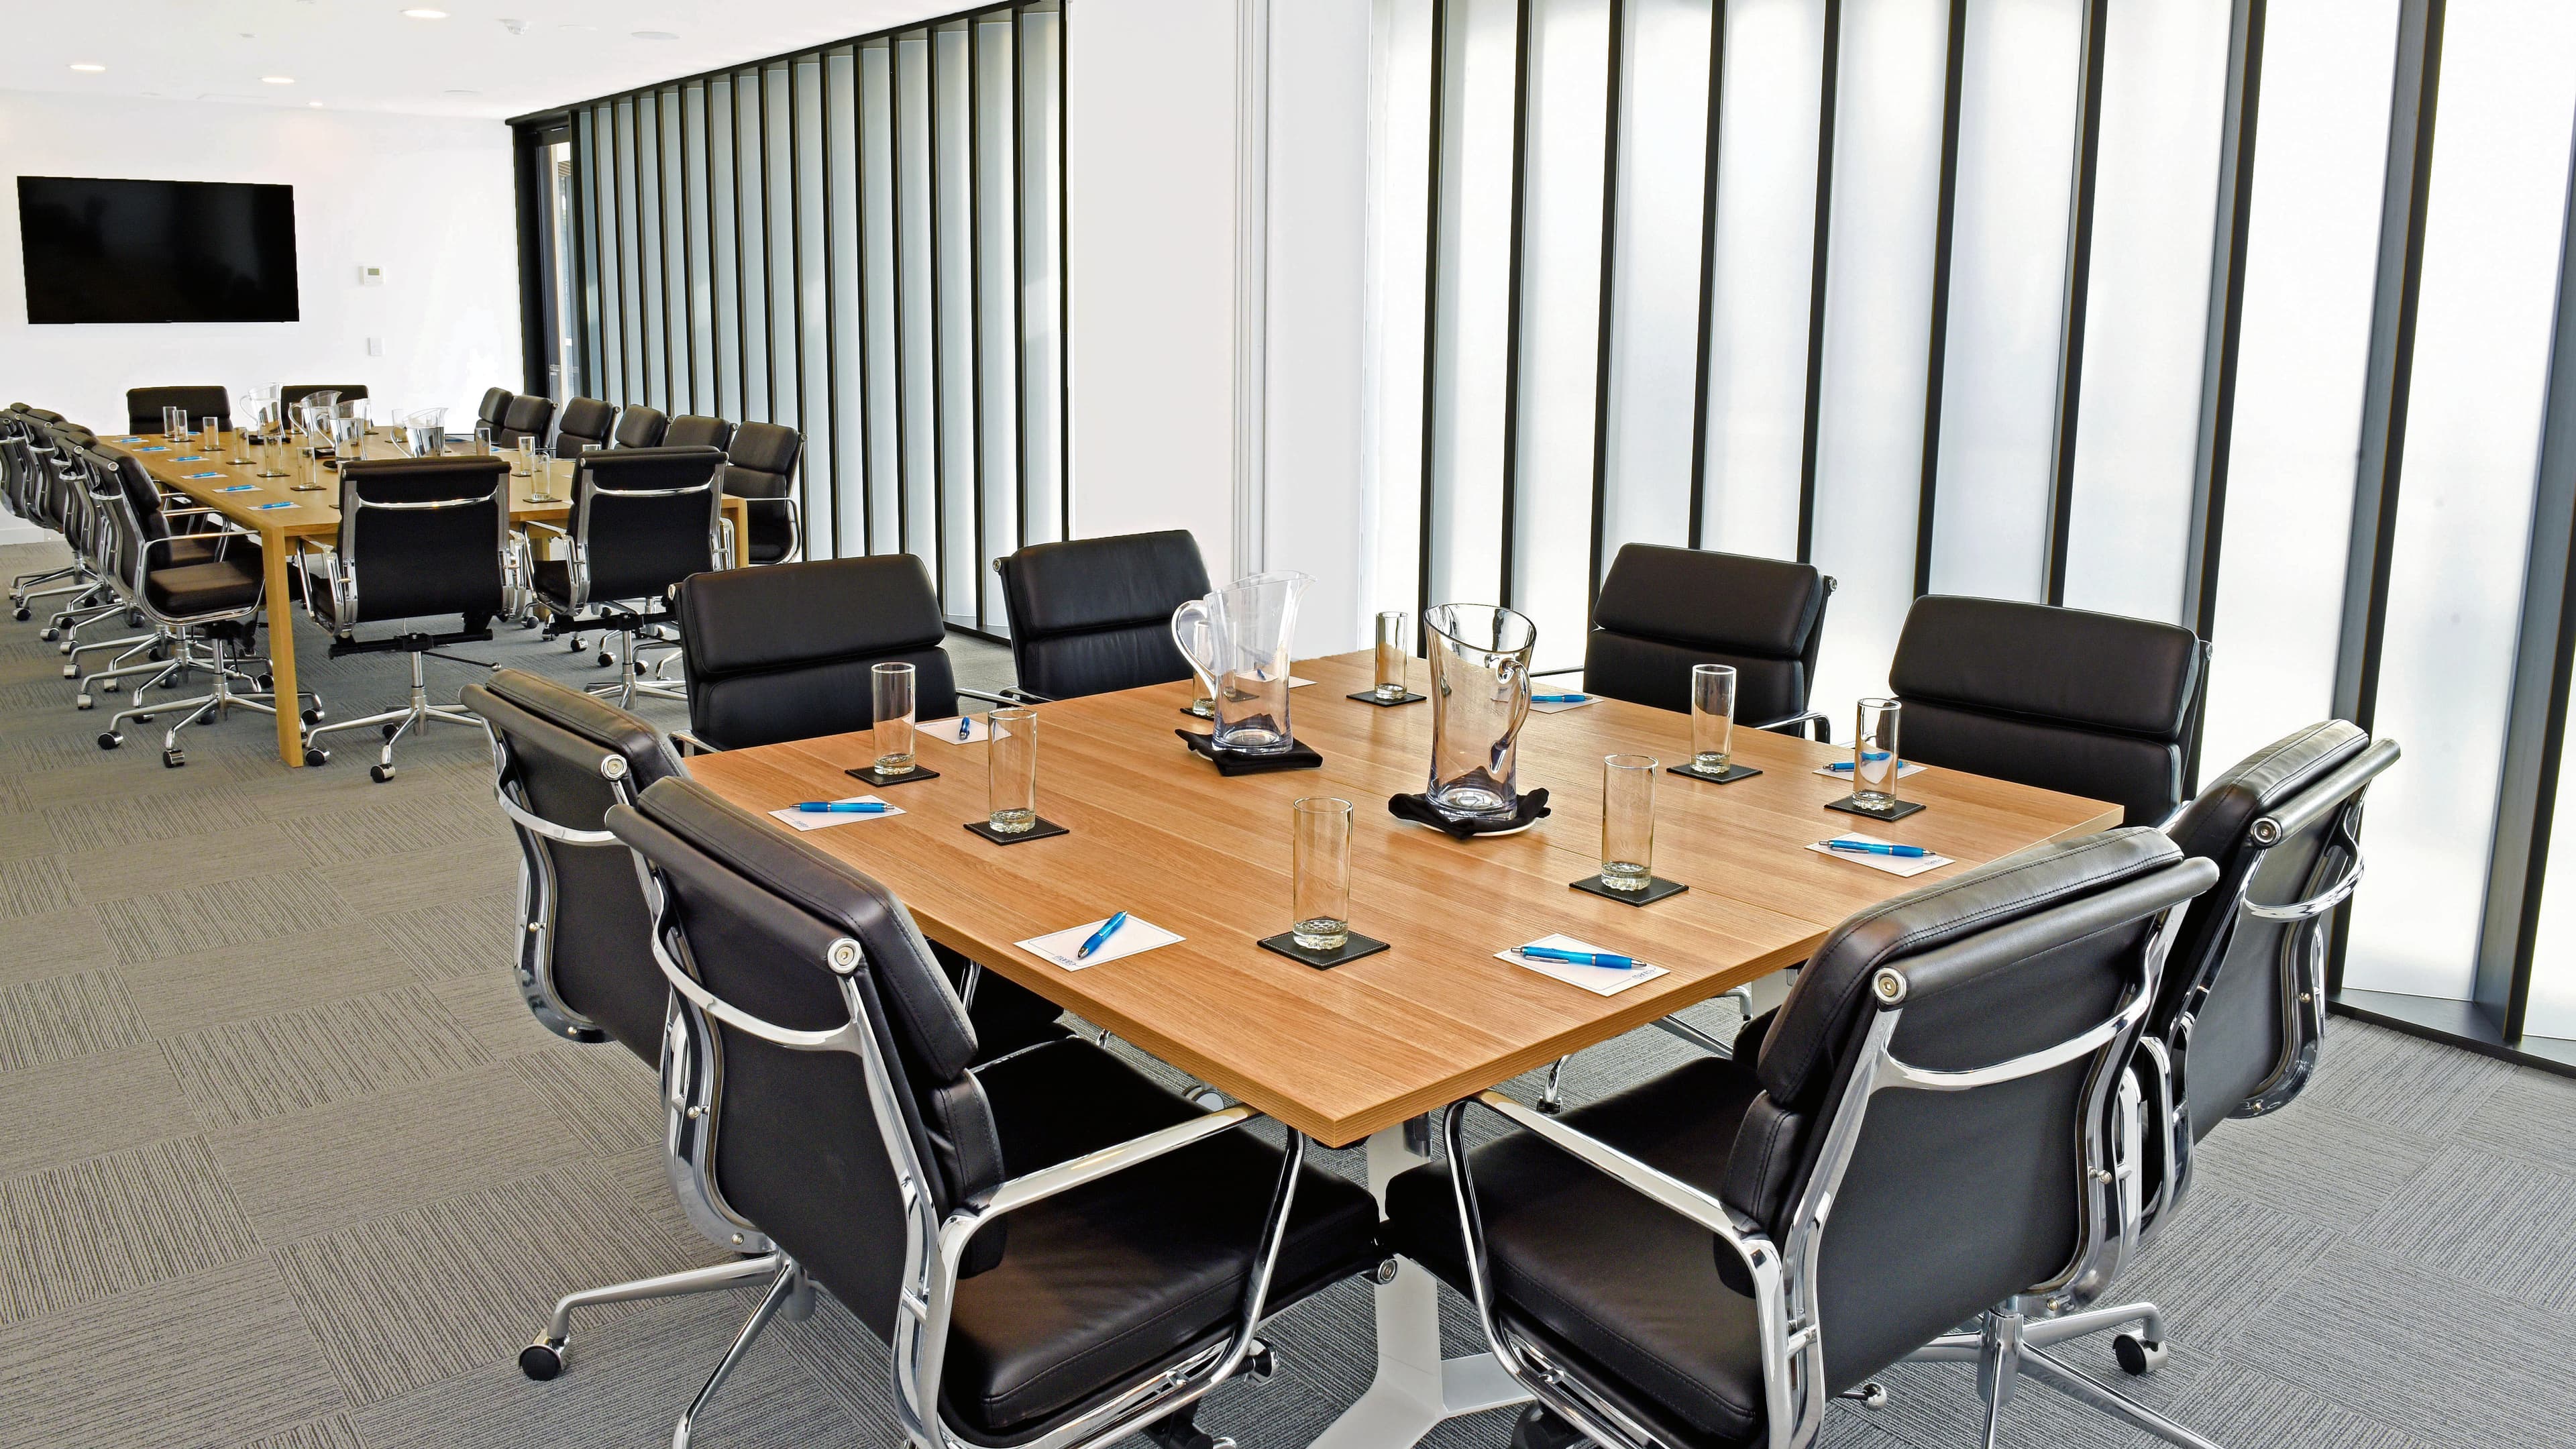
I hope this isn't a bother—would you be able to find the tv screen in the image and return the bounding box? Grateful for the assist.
[17,176,300,324]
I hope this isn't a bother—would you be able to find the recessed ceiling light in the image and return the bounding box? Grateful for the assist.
[262,75,295,85]
[633,30,678,40]
[445,88,480,95]
[400,7,449,16]
[69,62,105,72]
[309,101,325,107]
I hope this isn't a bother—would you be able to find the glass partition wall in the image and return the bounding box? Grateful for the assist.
[1367,0,2576,1073]
[515,1,1067,637]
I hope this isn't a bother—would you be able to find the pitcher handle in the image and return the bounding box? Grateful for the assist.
[1171,598,1218,680]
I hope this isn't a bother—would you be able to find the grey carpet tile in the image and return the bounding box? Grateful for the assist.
[0,1044,191,1178]
[219,1416,367,1449]
[0,856,74,922]
[0,906,120,984]
[119,922,412,1038]
[0,810,58,863]
[7,744,269,810]
[62,822,294,906]
[0,1136,262,1327]
[93,871,353,966]
[0,678,85,712]
[2147,1362,2447,1449]
[2459,1063,2576,1171]
[429,969,562,1061]
[327,841,517,922]
[348,1287,862,1449]
[273,1162,704,1407]
[0,1256,350,1449]
[0,970,150,1073]
[2187,1099,2445,1229]
[40,782,262,853]
[2096,1190,2340,1348]
[2237,1242,2576,1447]
[282,796,509,871]
[376,893,519,985]
[508,1046,661,1159]
[207,1065,589,1244]
[2302,1018,2516,1135]
[2354,1142,2576,1316]
[162,983,494,1132]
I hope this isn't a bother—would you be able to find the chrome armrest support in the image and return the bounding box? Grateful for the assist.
[2241,849,2364,922]
[956,688,1017,707]
[1000,686,1057,704]
[1751,708,1830,741]
[669,729,717,756]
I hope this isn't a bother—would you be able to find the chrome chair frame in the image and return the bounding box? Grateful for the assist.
[625,843,1303,1449]
[1444,865,2207,1449]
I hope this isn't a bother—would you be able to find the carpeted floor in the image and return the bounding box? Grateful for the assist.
[1,536,2570,1449]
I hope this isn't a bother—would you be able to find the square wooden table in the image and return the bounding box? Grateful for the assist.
[127,429,749,767]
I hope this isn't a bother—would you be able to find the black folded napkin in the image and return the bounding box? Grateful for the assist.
[1176,729,1324,775]
[1386,788,1552,839]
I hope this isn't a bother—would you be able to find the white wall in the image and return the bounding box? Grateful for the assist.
[0,90,520,447]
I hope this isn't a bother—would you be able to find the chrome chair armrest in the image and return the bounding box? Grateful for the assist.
[956,688,1018,708]
[998,686,1057,704]
[1454,1090,1769,1255]
[1751,708,1831,742]
[668,729,718,756]
[520,518,570,539]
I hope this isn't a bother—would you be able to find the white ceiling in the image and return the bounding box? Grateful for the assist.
[2,0,963,121]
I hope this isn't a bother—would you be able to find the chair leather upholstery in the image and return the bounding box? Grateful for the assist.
[281,384,368,411]
[144,557,264,616]
[1890,595,2206,825]
[1582,544,1832,728]
[720,422,802,564]
[606,778,1378,1442]
[536,446,724,610]
[556,396,616,455]
[612,405,669,449]
[125,386,232,435]
[665,415,737,452]
[674,554,957,751]
[325,456,511,626]
[996,531,1211,701]
[498,394,557,449]
[477,387,514,429]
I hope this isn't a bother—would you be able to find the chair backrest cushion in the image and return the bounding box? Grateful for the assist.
[613,405,669,449]
[1584,543,1829,722]
[1890,596,2206,825]
[499,393,557,445]
[998,530,1212,700]
[336,455,511,623]
[126,386,232,435]
[676,555,958,749]
[665,415,737,451]
[557,396,616,453]
[722,422,802,562]
[573,446,724,604]
[478,386,514,428]
[282,384,368,411]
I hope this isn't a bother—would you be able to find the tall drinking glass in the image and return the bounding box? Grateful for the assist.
[1601,754,1658,892]
[526,445,557,502]
[1852,698,1902,810]
[988,708,1038,834]
[474,423,494,457]
[1690,665,1737,775]
[162,405,185,441]
[872,662,918,775]
[1374,610,1411,700]
[1291,796,1354,951]
[514,435,535,477]
[199,417,220,452]
[1423,603,1537,822]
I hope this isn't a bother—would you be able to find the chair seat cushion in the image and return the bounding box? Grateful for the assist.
[1383,1056,1771,1448]
[531,557,573,610]
[945,1040,1381,1440]
[146,557,265,616]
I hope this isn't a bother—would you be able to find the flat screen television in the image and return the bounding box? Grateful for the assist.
[17,176,300,324]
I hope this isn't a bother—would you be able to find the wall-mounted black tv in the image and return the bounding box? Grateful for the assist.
[17,176,300,324]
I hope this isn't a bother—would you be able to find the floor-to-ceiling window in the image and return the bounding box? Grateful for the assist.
[515,1,1067,637]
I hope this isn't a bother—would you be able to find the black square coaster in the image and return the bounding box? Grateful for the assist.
[1826,796,1925,822]
[1570,874,1690,906]
[1177,730,1324,775]
[845,763,943,789]
[963,815,1069,845]
[1668,761,1762,786]
[1346,689,1427,707]
[1258,930,1392,969]
[1179,704,1217,720]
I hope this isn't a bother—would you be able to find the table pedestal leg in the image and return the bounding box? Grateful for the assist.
[1307,1120,1529,1449]
[264,541,304,766]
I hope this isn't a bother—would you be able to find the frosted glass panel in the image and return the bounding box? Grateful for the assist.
[765,64,799,430]
[2198,0,2396,773]
[613,99,641,405]
[683,83,718,414]
[861,44,903,554]
[1699,0,1825,561]
[977,15,1020,621]
[2059,0,2229,623]
[2344,0,2576,1002]
[827,49,869,559]
[735,72,771,421]
[1425,0,1521,610]
[708,78,741,422]
[636,92,666,407]
[1807,0,1949,723]
[2530,741,2576,1038]
[898,34,938,572]
[1925,0,2082,602]
[1019,7,1066,549]
[1506,0,1614,665]
[795,56,833,557]
[576,108,604,403]
[936,24,978,616]
[1367,0,1440,621]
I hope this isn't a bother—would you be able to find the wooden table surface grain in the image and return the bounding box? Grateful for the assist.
[687,648,2122,1146]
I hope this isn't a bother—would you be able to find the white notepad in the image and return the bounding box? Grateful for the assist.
[1018,916,1184,971]
[1498,933,1668,997]
[1807,831,1952,878]
[1528,696,1597,715]
[1288,676,1316,688]
[1812,759,1928,781]
[919,715,991,743]
[769,795,904,831]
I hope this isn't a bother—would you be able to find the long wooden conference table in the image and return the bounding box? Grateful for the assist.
[127,429,750,767]
[690,647,2121,1448]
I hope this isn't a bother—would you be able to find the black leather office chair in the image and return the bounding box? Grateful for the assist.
[994,529,1212,702]
[1384,828,2218,1449]
[612,404,669,449]
[298,455,513,780]
[125,386,231,435]
[672,554,959,749]
[281,384,368,411]
[498,393,558,449]
[602,775,1382,1449]
[476,386,515,433]
[1552,543,1836,738]
[527,445,727,706]
[68,446,261,707]
[718,421,801,564]
[664,414,736,452]
[555,396,616,455]
[1889,596,2210,825]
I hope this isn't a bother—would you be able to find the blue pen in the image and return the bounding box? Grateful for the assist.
[1823,751,1894,771]
[1827,839,1929,859]
[1077,910,1130,960]
[795,800,891,814]
[959,715,974,741]
[1532,693,1589,704]
[1517,944,1638,970]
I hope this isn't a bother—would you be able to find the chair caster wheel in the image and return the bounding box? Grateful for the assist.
[1535,1097,1564,1116]
[304,747,329,766]
[567,637,584,653]
[127,608,144,627]
[596,652,613,668]
[75,694,92,710]
[2113,1333,2167,1376]
[255,673,274,692]
[11,607,27,622]
[519,616,539,629]
[147,645,169,662]
[1843,1381,1889,1409]
[370,764,396,783]
[97,732,121,751]
[162,749,186,769]
[381,722,401,740]
[301,707,324,726]
[1507,1404,1590,1449]
[519,1338,567,1381]
[40,628,58,642]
